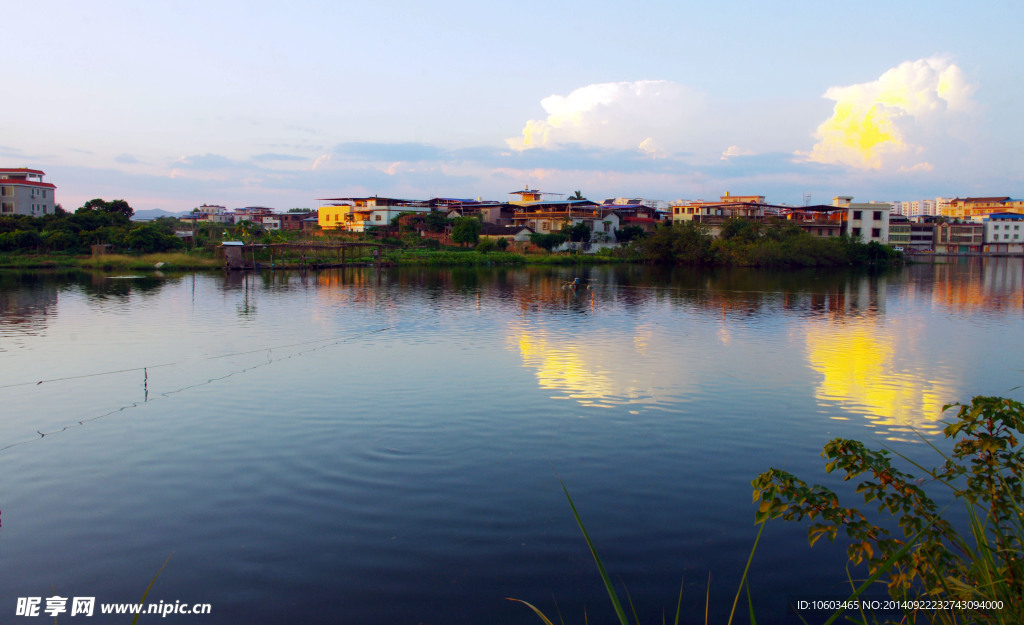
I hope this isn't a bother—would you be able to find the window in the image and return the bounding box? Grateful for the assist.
[872,228,881,238]
[852,227,861,237]
[0,186,10,196]
[873,211,882,220]
[853,211,862,220]
[374,215,382,221]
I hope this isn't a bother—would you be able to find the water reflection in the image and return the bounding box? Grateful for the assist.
[0,272,59,345]
[4,263,1019,442]
[805,317,956,440]
[927,258,1023,314]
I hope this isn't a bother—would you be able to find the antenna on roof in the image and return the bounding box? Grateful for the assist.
[802,192,811,207]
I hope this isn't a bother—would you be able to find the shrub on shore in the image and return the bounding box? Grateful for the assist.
[625,220,898,267]
[753,395,1024,624]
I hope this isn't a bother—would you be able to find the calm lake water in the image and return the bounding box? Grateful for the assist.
[1,260,1022,624]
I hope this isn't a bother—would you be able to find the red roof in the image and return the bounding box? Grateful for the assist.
[0,168,46,175]
[956,197,1011,203]
[0,179,56,189]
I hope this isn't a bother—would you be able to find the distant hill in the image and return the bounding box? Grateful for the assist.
[132,208,188,221]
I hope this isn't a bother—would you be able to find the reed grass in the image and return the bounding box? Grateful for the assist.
[132,555,172,625]
[510,482,766,625]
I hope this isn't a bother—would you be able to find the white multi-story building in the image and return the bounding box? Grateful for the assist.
[983,213,1024,253]
[194,204,233,224]
[891,197,949,217]
[833,196,890,244]
[0,168,57,216]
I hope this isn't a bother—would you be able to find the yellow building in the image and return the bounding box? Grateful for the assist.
[317,201,358,228]
[670,192,768,221]
[943,196,1024,220]
[318,203,357,230]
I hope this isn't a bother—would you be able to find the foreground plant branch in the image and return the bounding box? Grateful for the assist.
[752,395,1024,624]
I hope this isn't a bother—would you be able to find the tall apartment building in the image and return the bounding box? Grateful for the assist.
[0,168,57,216]
[892,197,948,217]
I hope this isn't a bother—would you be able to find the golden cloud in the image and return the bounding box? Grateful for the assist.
[802,57,974,170]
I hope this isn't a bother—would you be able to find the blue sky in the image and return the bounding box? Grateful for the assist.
[4,0,1022,212]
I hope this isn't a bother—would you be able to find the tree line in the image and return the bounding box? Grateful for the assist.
[0,199,184,254]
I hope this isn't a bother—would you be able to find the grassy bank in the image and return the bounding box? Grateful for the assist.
[0,252,222,271]
[1,248,628,270]
[386,249,625,266]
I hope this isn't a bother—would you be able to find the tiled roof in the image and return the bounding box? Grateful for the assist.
[0,179,56,189]
[0,168,46,175]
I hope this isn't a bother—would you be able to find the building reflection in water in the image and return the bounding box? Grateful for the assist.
[0,274,60,347]
[928,258,1023,313]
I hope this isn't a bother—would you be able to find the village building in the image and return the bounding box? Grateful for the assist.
[0,168,56,216]
[832,196,890,245]
[318,197,429,232]
[935,221,984,254]
[670,192,771,222]
[982,213,1024,254]
[943,197,1024,221]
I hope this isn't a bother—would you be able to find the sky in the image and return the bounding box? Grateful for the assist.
[4,0,1022,212]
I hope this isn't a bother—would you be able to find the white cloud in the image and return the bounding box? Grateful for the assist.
[898,162,935,173]
[802,57,975,170]
[312,154,331,170]
[720,145,754,160]
[638,138,668,159]
[506,80,707,153]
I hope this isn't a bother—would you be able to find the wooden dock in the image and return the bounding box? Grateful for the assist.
[223,241,399,271]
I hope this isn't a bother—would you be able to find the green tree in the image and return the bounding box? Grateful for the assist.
[475,238,496,253]
[614,225,646,244]
[635,221,712,264]
[78,198,134,219]
[563,221,591,243]
[44,230,79,251]
[425,210,451,233]
[125,224,182,253]
[529,232,567,252]
[719,217,762,243]
[450,217,482,246]
[496,237,509,251]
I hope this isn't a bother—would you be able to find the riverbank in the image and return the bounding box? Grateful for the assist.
[0,249,630,271]
[0,252,222,271]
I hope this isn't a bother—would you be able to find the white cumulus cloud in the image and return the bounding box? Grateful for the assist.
[721,145,754,160]
[802,57,975,170]
[506,80,706,153]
